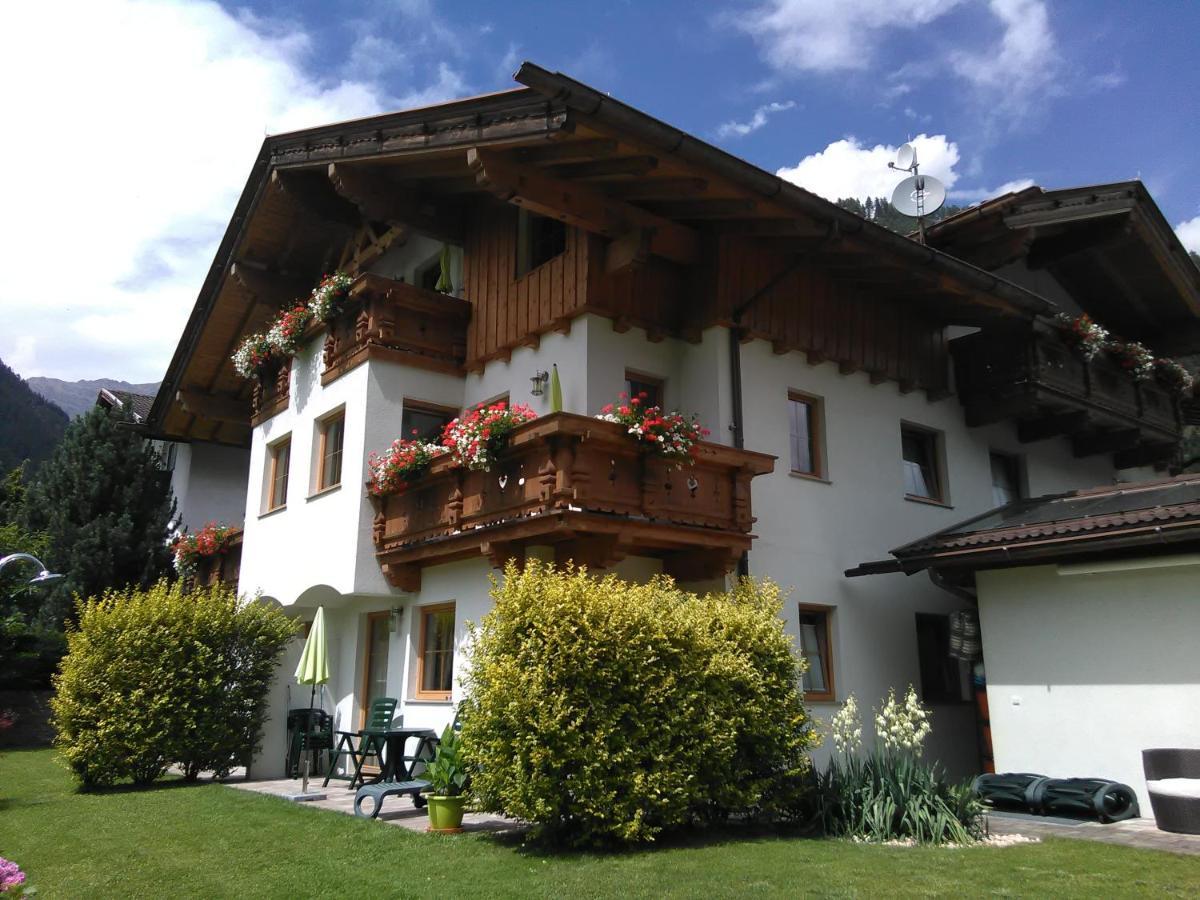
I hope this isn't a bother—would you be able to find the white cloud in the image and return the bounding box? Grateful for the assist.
[732,0,965,74]
[1177,217,1200,255]
[717,100,796,139]
[948,177,1035,203]
[949,0,1061,119]
[776,134,961,201]
[0,0,469,383]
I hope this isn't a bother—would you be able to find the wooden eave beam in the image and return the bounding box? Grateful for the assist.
[327,162,465,245]
[229,262,310,309]
[643,198,757,219]
[516,138,620,164]
[467,147,700,266]
[548,155,658,180]
[269,170,360,227]
[177,389,250,426]
[605,177,709,200]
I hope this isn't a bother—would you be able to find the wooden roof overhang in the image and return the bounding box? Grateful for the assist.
[925,182,1200,353]
[150,65,1062,447]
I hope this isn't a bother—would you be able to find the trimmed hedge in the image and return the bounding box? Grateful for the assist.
[460,561,816,846]
[52,580,295,787]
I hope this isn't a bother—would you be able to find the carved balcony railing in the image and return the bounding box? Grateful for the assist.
[951,325,1182,465]
[193,529,243,589]
[250,360,291,427]
[370,412,776,591]
[321,273,470,384]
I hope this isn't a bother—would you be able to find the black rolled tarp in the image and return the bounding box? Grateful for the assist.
[974,773,1140,823]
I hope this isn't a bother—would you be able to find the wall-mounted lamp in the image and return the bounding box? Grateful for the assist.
[530,370,549,397]
[389,606,403,633]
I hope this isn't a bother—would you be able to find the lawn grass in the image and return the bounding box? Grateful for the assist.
[2,748,1198,899]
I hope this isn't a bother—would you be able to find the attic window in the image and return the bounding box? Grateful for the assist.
[516,209,566,278]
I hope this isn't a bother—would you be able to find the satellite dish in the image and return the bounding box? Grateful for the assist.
[892,174,946,218]
[895,143,917,171]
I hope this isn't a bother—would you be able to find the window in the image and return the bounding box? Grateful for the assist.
[915,614,971,703]
[401,401,458,443]
[902,425,943,502]
[416,603,455,700]
[990,451,1022,507]
[266,437,291,511]
[624,371,664,409]
[797,605,835,702]
[417,256,442,292]
[361,612,391,727]
[788,391,824,478]
[516,209,566,277]
[317,412,345,491]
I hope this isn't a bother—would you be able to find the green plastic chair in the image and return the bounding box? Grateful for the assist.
[324,697,398,788]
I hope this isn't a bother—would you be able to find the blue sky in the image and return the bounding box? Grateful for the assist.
[1,0,1197,382]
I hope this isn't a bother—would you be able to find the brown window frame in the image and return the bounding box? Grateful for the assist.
[788,390,824,479]
[401,399,459,443]
[316,410,346,492]
[266,437,291,512]
[624,370,665,409]
[415,602,456,701]
[797,604,835,702]
[901,423,946,504]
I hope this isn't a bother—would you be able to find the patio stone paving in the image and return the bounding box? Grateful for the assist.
[227,776,519,834]
[987,811,1200,856]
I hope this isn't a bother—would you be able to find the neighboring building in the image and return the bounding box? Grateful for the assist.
[850,474,1200,814]
[144,64,1197,779]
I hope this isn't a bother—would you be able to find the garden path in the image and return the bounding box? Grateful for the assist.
[988,811,1200,856]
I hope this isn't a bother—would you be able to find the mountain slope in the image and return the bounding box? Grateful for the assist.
[26,377,160,419]
[0,359,69,472]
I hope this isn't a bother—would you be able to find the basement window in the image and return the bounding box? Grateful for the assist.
[516,209,566,277]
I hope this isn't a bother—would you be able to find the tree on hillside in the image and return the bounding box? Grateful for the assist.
[836,196,964,235]
[21,408,175,626]
[0,359,68,472]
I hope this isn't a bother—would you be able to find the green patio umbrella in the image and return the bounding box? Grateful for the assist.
[550,363,563,413]
[295,606,330,711]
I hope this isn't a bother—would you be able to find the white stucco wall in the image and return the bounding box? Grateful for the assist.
[169,442,250,530]
[237,299,1159,780]
[977,560,1200,814]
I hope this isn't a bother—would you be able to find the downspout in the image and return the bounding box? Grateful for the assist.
[727,253,813,578]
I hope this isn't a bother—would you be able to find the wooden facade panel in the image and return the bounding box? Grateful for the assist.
[711,237,949,393]
[463,201,591,364]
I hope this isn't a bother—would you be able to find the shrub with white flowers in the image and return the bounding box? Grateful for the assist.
[874,685,932,755]
[830,693,862,756]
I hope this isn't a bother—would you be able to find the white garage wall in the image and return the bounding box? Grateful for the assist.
[978,561,1200,814]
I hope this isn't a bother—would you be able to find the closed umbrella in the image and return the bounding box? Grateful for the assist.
[295,606,330,711]
[550,363,563,413]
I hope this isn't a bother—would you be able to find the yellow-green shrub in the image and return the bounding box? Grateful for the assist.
[52,580,296,787]
[459,561,816,845]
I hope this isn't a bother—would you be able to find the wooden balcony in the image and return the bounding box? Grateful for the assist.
[371,413,776,590]
[250,360,290,427]
[194,529,243,589]
[951,326,1181,464]
[321,272,470,384]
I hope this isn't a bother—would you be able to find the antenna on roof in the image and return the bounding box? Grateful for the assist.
[887,142,945,244]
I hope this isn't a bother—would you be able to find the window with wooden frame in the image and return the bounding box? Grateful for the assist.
[989,450,1023,507]
[316,411,345,492]
[788,390,824,478]
[624,371,664,409]
[401,400,458,443]
[901,424,945,503]
[516,209,566,278]
[415,602,456,700]
[797,605,835,702]
[265,437,291,512]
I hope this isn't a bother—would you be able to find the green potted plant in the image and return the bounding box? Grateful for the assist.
[423,725,469,832]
